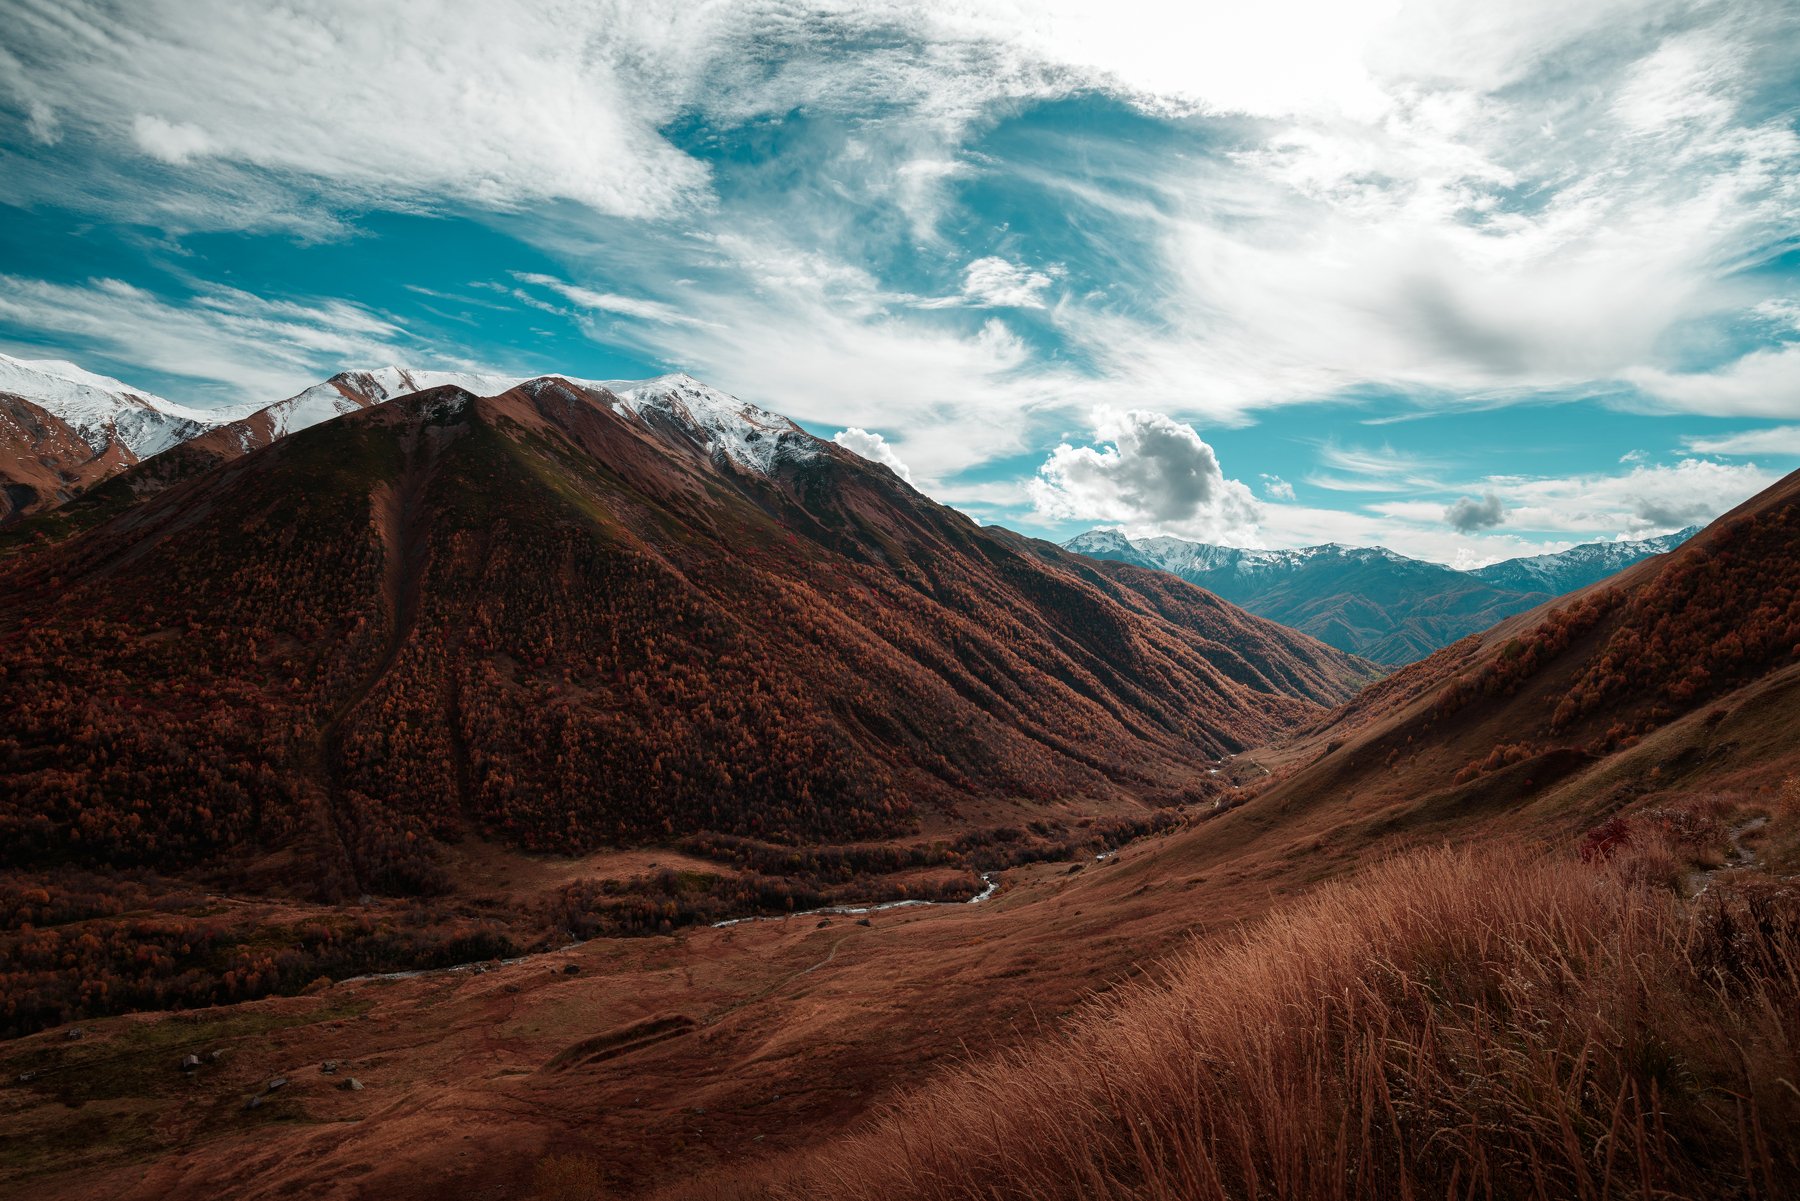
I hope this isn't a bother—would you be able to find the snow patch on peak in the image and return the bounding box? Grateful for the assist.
[601,373,818,474]
[1066,531,1420,578]
[1065,528,1135,552]
[260,367,522,441]
[0,351,240,459]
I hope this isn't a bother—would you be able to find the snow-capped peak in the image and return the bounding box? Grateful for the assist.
[0,352,244,459]
[600,373,818,474]
[254,366,524,443]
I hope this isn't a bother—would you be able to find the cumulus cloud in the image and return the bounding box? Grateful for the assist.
[131,114,214,164]
[1444,491,1507,532]
[1260,473,1297,501]
[1031,408,1261,541]
[833,427,915,483]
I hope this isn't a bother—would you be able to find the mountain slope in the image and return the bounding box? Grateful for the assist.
[0,391,135,522]
[630,474,1800,1201]
[1469,526,1699,593]
[0,375,1373,897]
[0,353,236,459]
[0,354,246,522]
[1064,531,1552,664]
[1235,468,1800,842]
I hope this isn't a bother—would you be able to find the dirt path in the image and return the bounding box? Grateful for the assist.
[1687,814,1769,896]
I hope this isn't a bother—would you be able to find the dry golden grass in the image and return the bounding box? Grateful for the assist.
[659,843,1800,1201]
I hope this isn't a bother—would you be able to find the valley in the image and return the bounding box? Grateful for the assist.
[1,368,1795,1201]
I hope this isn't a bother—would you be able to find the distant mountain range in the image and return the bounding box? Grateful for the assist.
[1063,526,1698,665]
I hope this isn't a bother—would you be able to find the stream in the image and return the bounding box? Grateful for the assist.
[341,872,1003,983]
[710,871,1000,928]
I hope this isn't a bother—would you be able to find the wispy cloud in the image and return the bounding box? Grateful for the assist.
[512,272,708,327]
[0,274,489,405]
[0,0,1795,550]
[1682,425,1800,456]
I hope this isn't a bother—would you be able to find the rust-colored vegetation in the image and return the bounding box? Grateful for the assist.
[672,844,1800,1201]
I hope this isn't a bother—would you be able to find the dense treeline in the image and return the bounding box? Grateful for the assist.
[545,867,983,938]
[0,879,518,1040]
[677,813,1182,880]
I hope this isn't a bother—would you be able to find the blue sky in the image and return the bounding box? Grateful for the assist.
[2,0,1798,566]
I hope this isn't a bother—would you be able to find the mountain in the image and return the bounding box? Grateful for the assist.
[0,373,1373,898]
[1063,527,1698,666]
[0,357,527,525]
[635,468,1800,1201]
[0,353,247,521]
[1064,530,1553,665]
[187,365,523,459]
[1258,467,1800,822]
[1469,526,1699,593]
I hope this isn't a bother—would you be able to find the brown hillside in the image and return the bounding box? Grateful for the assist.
[0,378,1371,902]
[0,391,137,523]
[2,471,1797,1201]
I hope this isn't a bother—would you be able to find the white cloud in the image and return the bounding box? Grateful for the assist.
[0,273,499,407]
[1375,458,1776,538]
[1626,345,1800,417]
[1030,408,1261,541]
[959,257,1054,308]
[12,1,714,222]
[1228,455,1772,567]
[1609,31,1738,136]
[3,0,1797,537]
[1305,443,1444,492]
[512,272,704,327]
[1682,426,1800,456]
[1260,473,1296,501]
[833,427,915,483]
[131,114,214,164]
[26,101,60,145]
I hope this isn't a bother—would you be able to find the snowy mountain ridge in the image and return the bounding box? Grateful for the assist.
[247,367,525,448]
[597,373,820,474]
[1066,527,1698,585]
[0,352,828,483]
[0,352,250,460]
